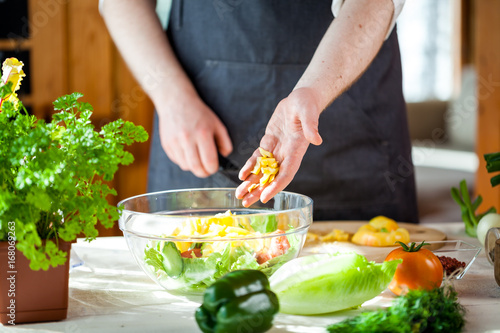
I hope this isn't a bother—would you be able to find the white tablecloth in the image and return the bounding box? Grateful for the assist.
[2,223,500,333]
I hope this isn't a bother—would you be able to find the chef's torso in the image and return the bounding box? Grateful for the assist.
[148,0,419,223]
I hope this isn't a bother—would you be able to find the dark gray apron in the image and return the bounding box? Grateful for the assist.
[148,0,419,223]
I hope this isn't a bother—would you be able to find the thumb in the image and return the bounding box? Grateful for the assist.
[301,113,323,146]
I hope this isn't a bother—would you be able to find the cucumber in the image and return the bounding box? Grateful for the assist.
[161,241,184,278]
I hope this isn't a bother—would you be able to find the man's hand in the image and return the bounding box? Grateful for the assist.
[236,0,394,206]
[101,0,233,178]
[235,87,322,206]
[158,95,233,178]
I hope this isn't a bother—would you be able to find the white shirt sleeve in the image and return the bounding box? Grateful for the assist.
[331,0,405,40]
[100,0,403,37]
[98,0,171,30]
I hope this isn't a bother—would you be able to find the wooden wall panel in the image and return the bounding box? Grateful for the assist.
[29,0,68,119]
[113,54,154,205]
[474,0,500,211]
[23,1,153,236]
[67,0,112,120]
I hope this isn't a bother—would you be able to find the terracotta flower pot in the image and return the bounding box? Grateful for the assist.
[0,240,71,325]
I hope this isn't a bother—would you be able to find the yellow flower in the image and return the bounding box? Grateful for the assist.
[1,58,26,109]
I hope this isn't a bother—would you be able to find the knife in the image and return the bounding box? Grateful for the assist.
[218,154,241,184]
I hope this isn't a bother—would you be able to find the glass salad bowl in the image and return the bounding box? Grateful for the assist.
[118,188,313,295]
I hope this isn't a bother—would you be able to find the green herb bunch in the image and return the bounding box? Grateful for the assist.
[0,59,148,270]
[451,179,496,237]
[327,284,466,333]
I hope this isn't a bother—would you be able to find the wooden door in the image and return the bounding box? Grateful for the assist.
[474,0,500,212]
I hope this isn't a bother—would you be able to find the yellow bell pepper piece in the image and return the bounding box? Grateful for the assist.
[320,229,351,242]
[248,148,280,192]
[251,157,263,175]
[259,147,273,158]
[248,183,260,192]
[351,216,410,247]
[369,215,399,232]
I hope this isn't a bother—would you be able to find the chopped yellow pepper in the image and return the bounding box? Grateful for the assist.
[320,229,351,242]
[259,147,272,158]
[351,215,410,247]
[170,210,256,252]
[248,148,280,192]
[248,183,260,192]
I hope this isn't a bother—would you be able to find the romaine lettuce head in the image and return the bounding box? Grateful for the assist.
[269,252,400,315]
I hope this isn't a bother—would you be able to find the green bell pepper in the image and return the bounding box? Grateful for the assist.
[195,270,279,333]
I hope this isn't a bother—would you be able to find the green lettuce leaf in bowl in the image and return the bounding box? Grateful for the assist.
[143,236,302,294]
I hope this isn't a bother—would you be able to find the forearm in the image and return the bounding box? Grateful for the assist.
[100,0,198,109]
[295,0,394,110]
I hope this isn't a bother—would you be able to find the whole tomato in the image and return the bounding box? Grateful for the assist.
[384,241,443,295]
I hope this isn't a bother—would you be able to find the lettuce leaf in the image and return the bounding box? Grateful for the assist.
[144,241,262,292]
[250,214,277,233]
[269,253,401,315]
[181,253,221,287]
[144,246,166,273]
[230,246,260,271]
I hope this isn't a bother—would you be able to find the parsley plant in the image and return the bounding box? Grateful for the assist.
[1,85,148,270]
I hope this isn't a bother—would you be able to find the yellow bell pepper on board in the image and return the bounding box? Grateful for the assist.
[351,216,410,247]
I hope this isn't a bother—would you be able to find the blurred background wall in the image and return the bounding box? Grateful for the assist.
[0,0,153,235]
[1,0,499,230]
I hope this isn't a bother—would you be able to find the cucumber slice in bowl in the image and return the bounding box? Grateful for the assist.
[161,241,184,278]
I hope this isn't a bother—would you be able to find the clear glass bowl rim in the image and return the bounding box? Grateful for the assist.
[118,188,313,242]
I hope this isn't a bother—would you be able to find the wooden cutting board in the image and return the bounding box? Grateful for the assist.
[302,221,447,262]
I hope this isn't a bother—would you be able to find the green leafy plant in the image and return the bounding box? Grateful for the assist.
[326,284,466,333]
[0,58,148,270]
[451,179,496,237]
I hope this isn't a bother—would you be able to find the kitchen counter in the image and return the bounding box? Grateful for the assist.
[3,222,500,333]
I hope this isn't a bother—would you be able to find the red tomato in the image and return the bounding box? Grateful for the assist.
[255,230,290,264]
[181,248,202,258]
[384,241,443,296]
[268,230,290,258]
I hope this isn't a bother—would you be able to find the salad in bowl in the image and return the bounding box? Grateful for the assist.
[118,188,312,295]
